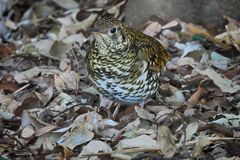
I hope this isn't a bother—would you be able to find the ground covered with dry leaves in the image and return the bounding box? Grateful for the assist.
[0,0,240,160]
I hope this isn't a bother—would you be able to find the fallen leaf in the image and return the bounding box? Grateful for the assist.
[21,124,35,138]
[0,42,15,60]
[52,0,79,9]
[157,125,176,157]
[165,90,186,105]
[56,122,94,150]
[161,19,179,29]
[134,106,155,122]
[175,41,203,58]
[78,140,112,160]
[39,92,75,117]
[107,0,127,17]
[188,86,202,105]
[49,40,71,60]
[195,68,240,93]
[143,21,162,37]
[209,51,230,70]
[31,132,62,151]
[21,110,49,129]
[122,118,141,132]
[179,20,230,50]
[193,136,211,157]
[209,114,240,128]
[117,135,158,149]
[54,71,80,91]
[97,128,121,141]
[0,91,22,116]
[14,67,60,83]
[179,122,198,143]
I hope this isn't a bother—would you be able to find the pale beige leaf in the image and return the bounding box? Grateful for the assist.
[78,140,112,160]
[57,122,94,150]
[157,126,176,157]
[195,68,240,93]
[143,21,162,37]
[21,124,35,138]
[193,136,211,157]
[52,0,78,9]
[162,19,179,29]
[134,106,155,122]
[122,118,141,132]
[54,71,80,91]
[179,122,198,143]
[14,67,60,83]
[117,135,158,149]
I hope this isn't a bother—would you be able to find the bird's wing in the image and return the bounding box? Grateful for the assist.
[134,31,169,72]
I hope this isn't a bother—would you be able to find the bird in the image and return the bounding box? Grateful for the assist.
[86,17,169,106]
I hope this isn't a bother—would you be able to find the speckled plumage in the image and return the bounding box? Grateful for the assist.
[86,17,169,104]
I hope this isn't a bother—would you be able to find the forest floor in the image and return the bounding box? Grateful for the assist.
[0,0,240,159]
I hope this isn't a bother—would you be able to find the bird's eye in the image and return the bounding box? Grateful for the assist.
[110,27,117,34]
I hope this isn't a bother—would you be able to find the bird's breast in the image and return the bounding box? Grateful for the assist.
[88,54,160,103]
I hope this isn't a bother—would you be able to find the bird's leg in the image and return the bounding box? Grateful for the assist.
[139,101,145,108]
[99,94,112,108]
[105,101,114,119]
[99,94,114,118]
[112,103,120,120]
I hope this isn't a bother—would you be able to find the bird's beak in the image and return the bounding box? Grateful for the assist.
[87,27,100,32]
[87,27,105,39]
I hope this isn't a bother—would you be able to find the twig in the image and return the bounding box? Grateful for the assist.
[49,103,82,120]
[177,137,240,148]
[70,45,81,75]
[81,148,160,158]
[13,83,31,97]
[4,132,36,156]
[112,103,120,120]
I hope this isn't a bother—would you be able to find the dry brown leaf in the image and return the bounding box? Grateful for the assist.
[188,86,202,105]
[0,91,22,118]
[0,42,15,60]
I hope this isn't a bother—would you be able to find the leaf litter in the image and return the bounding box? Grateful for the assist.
[0,0,240,159]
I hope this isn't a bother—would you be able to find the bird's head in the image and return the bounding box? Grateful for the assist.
[91,17,130,52]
